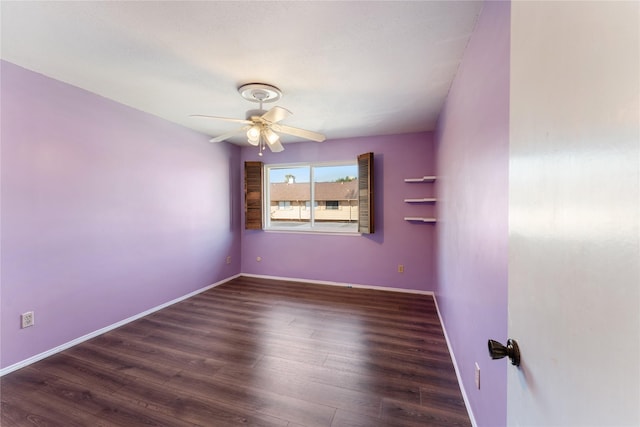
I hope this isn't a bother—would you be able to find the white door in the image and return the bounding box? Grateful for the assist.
[508,2,639,426]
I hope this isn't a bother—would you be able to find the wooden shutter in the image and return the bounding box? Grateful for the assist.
[358,152,374,234]
[244,161,263,230]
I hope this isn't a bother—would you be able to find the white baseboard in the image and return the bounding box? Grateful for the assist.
[240,273,435,295]
[432,294,478,427]
[0,274,240,377]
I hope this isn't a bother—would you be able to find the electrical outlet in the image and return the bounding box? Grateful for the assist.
[21,311,35,329]
[226,256,232,264]
[475,362,481,389]
[398,264,404,273]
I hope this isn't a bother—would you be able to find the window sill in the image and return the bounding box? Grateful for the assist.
[263,228,362,236]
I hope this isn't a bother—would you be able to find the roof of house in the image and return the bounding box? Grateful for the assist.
[270,180,358,201]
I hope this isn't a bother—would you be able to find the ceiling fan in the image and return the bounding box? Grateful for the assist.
[191,83,326,155]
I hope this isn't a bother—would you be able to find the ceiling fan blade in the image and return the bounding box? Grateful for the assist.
[272,124,326,142]
[267,138,285,153]
[261,106,292,124]
[209,125,250,143]
[190,114,252,125]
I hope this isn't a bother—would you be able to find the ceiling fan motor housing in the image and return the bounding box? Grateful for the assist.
[245,109,267,120]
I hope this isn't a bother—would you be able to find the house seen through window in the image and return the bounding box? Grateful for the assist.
[265,162,358,232]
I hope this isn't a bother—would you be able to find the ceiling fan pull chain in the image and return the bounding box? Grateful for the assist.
[258,133,264,156]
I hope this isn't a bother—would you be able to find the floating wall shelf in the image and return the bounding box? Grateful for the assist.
[404,176,436,183]
[404,198,437,203]
[404,217,437,223]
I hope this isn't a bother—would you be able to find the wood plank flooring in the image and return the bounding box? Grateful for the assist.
[1,276,471,427]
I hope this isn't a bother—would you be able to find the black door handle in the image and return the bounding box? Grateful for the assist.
[488,338,520,366]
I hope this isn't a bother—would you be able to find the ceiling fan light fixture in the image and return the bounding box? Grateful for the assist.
[264,128,280,145]
[247,125,260,144]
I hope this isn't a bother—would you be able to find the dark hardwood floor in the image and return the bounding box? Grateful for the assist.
[1,276,471,427]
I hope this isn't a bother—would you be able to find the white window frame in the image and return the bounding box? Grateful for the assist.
[264,161,359,234]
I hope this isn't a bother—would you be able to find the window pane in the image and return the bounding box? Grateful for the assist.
[268,166,310,228]
[304,201,319,209]
[313,164,358,231]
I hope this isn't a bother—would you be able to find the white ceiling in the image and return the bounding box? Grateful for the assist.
[1,1,483,145]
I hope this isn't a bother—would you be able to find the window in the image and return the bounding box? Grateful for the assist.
[265,162,359,232]
[244,153,373,234]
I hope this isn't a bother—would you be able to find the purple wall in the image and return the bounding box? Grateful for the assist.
[1,61,241,369]
[240,133,436,291]
[434,2,510,427]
